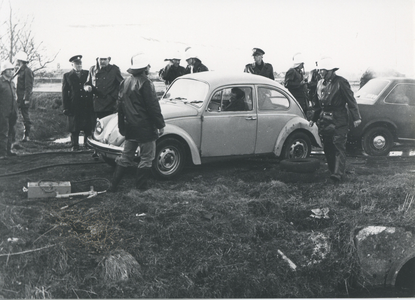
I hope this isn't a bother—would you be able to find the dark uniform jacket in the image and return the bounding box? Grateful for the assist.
[62,69,94,132]
[311,74,361,135]
[185,59,209,74]
[85,63,123,113]
[284,67,308,111]
[15,64,34,107]
[160,64,186,85]
[0,76,18,118]
[244,61,274,80]
[118,73,165,143]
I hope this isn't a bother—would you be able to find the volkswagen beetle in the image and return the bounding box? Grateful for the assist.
[87,71,322,179]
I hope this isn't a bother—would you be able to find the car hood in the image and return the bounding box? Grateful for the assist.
[160,101,199,119]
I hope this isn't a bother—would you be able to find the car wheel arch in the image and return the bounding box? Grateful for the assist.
[162,125,201,165]
[273,117,321,156]
[361,120,397,138]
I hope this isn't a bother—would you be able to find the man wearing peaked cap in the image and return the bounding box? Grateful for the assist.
[0,61,18,159]
[62,55,95,151]
[244,48,274,80]
[108,54,165,192]
[14,51,34,142]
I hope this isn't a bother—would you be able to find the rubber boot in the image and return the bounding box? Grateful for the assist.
[108,165,127,192]
[71,133,80,151]
[330,156,343,183]
[135,167,152,191]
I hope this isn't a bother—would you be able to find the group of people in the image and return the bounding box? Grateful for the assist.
[0,46,362,185]
[0,51,34,160]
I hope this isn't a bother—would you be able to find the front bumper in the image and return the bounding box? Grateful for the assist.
[86,137,123,160]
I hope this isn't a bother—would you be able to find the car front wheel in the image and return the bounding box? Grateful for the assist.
[152,138,186,179]
[362,126,394,156]
[282,132,311,159]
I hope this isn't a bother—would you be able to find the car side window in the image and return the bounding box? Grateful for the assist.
[207,87,253,112]
[385,84,415,105]
[258,87,290,110]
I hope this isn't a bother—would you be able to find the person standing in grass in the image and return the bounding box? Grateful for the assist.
[309,57,361,182]
[14,51,34,142]
[62,55,95,151]
[284,53,309,116]
[84,55,123,158]
[244,48,275,80]
[108,54,165,192]
[0,61,18,159]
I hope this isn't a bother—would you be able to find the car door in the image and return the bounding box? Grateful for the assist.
[383,83,415,139]
[255,86,296,154]
[201,86,256,157]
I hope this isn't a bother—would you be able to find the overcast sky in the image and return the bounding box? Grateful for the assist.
[1,0,414,78]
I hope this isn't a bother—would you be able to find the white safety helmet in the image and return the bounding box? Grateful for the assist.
[1,61,15,74]
[184,47,198,61]
[15,51,29,63]
[128,53,150,71]
[292,52,304,68]
[318,57,339,71]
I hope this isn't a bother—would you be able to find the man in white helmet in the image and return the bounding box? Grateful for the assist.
[14,51,34,142]
[84,55,123,120]
[159,52,186,85]
[108,54,165,192]
[284,53,309,115]
[309,57,361,182]
[184,47,208,74]
[0,61,18,159]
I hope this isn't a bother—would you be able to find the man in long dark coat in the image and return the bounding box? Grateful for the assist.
[62,55,94,151]
[109,54,165,192]
[0,61,18,159]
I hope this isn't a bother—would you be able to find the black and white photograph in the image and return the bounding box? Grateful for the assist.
[0,0,414,298]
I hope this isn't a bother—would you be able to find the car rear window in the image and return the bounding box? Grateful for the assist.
[355,79,390,104]
[161,79,209,108]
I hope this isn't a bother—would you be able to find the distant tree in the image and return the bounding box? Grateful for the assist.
[359,68,376,89]
[0,3,59,72]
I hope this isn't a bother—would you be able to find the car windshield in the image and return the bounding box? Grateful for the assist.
[161,79,209,108]
[355,79,390,104]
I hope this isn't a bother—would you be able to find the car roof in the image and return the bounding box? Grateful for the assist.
[178,71,283,89]
[371,77,415,84]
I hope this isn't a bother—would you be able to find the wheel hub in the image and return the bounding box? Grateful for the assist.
[372,135,386,149]
[289,141,307,158]
[158,148,179,172]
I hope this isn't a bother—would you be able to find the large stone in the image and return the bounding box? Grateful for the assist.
[355,226,415,286]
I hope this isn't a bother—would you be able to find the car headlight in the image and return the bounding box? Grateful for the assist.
[95,120,103,134]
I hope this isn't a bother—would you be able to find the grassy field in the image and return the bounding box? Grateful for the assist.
[0,92,414,298]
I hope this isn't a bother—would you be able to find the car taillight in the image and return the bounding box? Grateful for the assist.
[95,120,103,134]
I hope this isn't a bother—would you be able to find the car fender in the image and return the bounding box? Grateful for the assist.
[162,123,201,165]
[273,117,322,156]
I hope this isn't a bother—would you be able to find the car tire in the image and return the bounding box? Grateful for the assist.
[281,132,311,159]
[152,138,186,180]
[280,158,320,173]
[362,126,394,156]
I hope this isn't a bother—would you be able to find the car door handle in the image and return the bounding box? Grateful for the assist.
[245,116,257,120]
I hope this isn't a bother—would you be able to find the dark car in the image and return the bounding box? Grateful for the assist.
[348,77,415,156]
